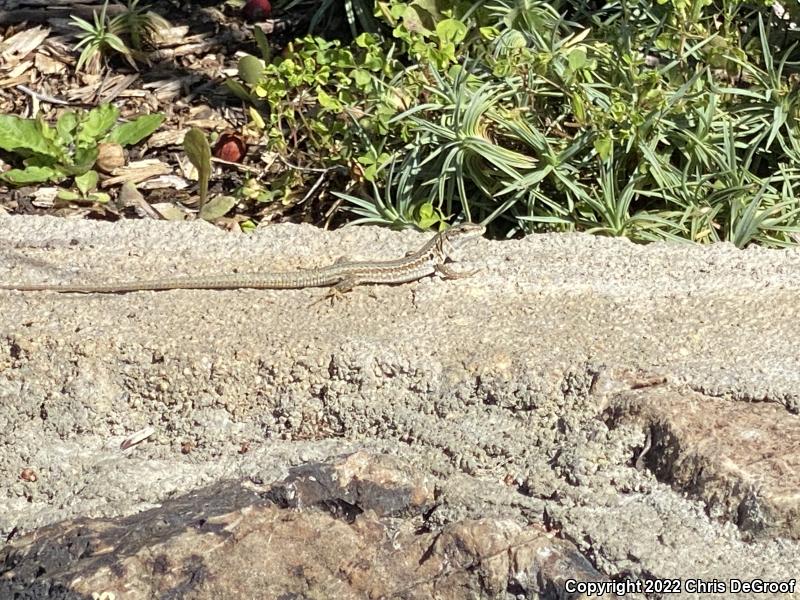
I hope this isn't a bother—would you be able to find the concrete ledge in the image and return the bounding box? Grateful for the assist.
[1,215,798,598]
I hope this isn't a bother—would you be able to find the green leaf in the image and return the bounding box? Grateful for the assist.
[87,191,110,203]
[317,89,341,110]
[199,194,237,221]
[76,42,100,72]
[60,145,99,175]
[435,18,467,45]
[253,26,271,61]
[417,202,442,229]
[106,113,164,146]
[568,48,587,71]
[1,166,63,184]
[77,104,119,146]
[238,54,265,85]
[104,32,131,56]
[248,106,265,129]
[479,26,498,40]
[225,78,257,104]
[594,136,613,161]
[56,112,78,145]
[183,128,212,214]
[57,189,82,201]
[74,170,99,196]
[0,115,63,160]
[70,15,98,34]
[355,33,373,48]
[353,68,372,88]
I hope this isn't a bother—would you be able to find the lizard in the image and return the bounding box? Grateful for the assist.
[0,222,485,295]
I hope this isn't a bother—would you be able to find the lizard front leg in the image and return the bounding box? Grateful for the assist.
[308,277,358,307]
[435,263,480,280]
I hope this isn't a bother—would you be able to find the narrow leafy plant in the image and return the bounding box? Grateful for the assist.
[71,0,134,72]
[109,0,170,51]
[182,128,238,221]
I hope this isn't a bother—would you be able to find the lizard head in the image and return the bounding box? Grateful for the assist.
[439,222,485,256]
[445,222,485,242]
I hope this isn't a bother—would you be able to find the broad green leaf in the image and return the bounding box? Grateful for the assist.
[0,115,63,159]
[74,170,98,196]
[57,188,109,203]
[152,203,186,220]
[401,6,431,35]
[199,194,237,221]
[238,55,264,85]
[417,202,441,228]
[568,48,587,71]
[317,89,341,110]
[355,33,373,48]
[435,19,467,45]
[22,154,58,169]
[1,166,62,184]
[353,68,372,88]
[56,189,82,201]
[77,104,119,146]
[87,191,110,203]
[240,219,257,233]
[183,128,212,214]
[363,163,378,181]
[594,136,613,161]
[106,113,164,146]
[56,112,78,145]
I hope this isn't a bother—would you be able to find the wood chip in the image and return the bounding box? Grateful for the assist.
[120,426,155,451]
[138,175,190,190]
[2,59,33,79]
[31,186,58,208]
[151,202,190,220]
[100,159,172,188]
[0,26,49,65]
[148,128,189,148]
[33,52,66,74]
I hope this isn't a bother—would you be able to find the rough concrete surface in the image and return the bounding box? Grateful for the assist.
[0,215,798,599]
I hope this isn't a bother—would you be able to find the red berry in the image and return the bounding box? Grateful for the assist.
[243,0,271,21]
[213,132,247,163]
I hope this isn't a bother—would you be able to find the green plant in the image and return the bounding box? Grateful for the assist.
[181,128,241,222]
[376,0,472,70]
[230,34,395,149]
[227,33,410,206]
[110,0,170,51]
[333,154,447,228]
[0,104,164,185]
[71,0,134,72]
[221,0,800,245]
[183,128,212,216]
